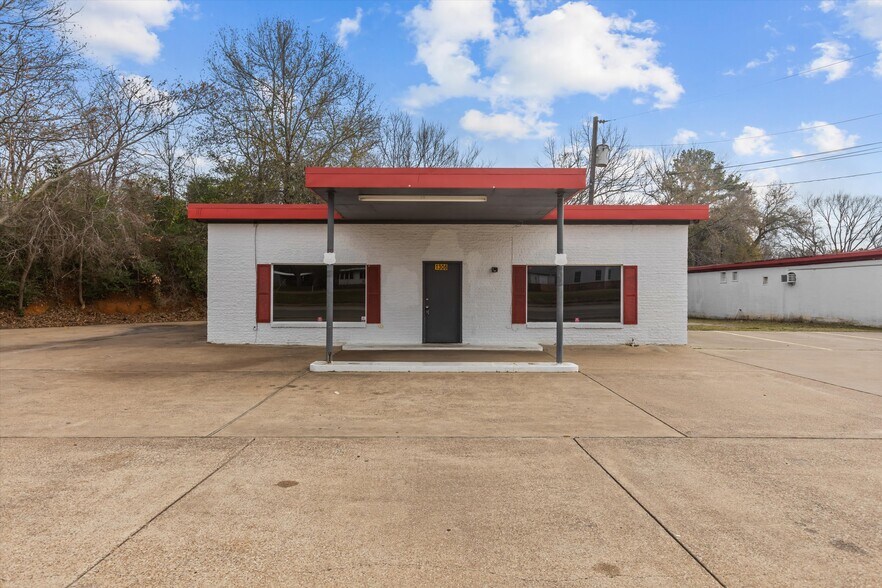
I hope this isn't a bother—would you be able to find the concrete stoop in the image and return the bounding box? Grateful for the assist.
[341,343,544,351]
[309,361,579,373]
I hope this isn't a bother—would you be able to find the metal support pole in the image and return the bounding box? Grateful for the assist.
[588,115,599,205]
[556,190,564,364]
[325,189,335,363]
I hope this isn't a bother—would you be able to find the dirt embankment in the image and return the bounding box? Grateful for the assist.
[0,295,206,329]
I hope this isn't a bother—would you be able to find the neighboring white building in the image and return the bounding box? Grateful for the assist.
[688,250,882,327]
[189,168,708,355]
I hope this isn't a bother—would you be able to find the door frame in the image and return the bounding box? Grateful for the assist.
[421,260,463,344]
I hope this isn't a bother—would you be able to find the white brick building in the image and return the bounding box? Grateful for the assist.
[189,168,708,360]
[688,250,882,327]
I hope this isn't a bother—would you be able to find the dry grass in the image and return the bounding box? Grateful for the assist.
[689,318,881,332]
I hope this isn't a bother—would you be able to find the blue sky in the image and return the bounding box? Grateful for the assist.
[65,0,882,196]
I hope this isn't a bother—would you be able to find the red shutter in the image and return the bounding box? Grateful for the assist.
[256,264,271,323]
[366,265,381,324]
[623,265,638,325]
[512,265,527,324]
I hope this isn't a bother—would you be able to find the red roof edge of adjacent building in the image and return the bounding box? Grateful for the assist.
[304,167,588,190]
[188,203,710,223]
[543,204,708,222]
[188,203,342,221]
[688,248,882,273]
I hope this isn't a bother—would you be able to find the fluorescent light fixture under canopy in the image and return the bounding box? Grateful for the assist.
[357,195,487,203]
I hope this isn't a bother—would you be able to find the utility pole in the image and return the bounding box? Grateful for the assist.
[587,115,607,204]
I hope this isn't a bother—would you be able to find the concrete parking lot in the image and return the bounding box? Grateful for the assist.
[1,323,880,586]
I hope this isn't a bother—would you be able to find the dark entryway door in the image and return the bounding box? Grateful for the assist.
[423,261,462,344]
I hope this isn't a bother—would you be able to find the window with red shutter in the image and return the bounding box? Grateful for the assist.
[623,265,638,325]
[366,265,381,324]
[512,265,527,324]
[256,264,271,323]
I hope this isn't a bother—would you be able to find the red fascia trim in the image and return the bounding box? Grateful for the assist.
[187,203,341,221]
[689,248,882,273]
[305,167,587,191]
[543,205,709,222]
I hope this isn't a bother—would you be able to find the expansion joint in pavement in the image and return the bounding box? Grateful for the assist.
[572,438,727,587]
[64,437,256,587]
[578,371,689,437]
[206,371,310,436]
[695,350,882,399]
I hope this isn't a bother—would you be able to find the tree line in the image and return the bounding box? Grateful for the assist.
[2,1,879,313]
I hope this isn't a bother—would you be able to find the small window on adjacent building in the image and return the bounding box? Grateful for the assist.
[763,276,768,285]
[527,265,621,323]
[272,264,366,322]
[720,272,727,284]
[732,271,738,282]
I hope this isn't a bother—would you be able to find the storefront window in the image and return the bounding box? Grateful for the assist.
[527,265,621,323]
[272,265,366,322]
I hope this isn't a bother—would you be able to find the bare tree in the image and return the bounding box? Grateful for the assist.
[1,0,81,202]
[142,120,194,200]
[542,122,644,203]
[374,111,481,167]
[795,193,882,253]
[201,18,381,203]
[2,68,208,225]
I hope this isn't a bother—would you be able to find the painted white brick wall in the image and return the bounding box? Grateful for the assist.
[688,260,882,326]
[207,222,689,346]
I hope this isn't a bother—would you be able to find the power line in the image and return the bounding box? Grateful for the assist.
[751,170,882,189]
[630,112,882,149]
[739,148,882,173]
[609,50,878,122]
[723,141,882,169]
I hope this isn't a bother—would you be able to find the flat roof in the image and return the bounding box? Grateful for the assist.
[188,203,709,224]
[304,167,587,222]
[688,248,882,273]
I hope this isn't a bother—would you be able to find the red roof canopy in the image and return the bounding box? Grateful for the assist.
[304,167,587,222]
[305,167,587,191]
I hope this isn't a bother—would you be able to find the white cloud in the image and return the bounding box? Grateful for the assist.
[460,109,556,140]
[745,168,781,192]
[819,0,837,12]
[763,21,781,35]
[746,49,778,69]
[404,0,496,109]
[800,121,860,151]
[405,0,683,140]
[672,129,698,144]
[727,49,779,76]
[838,1,882,77]
[804,40,852,81]
[336,8,363,49]
[733,126,775,156]
[66,0,185,65]
[876,41,882,76]
[841,0,882,41]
